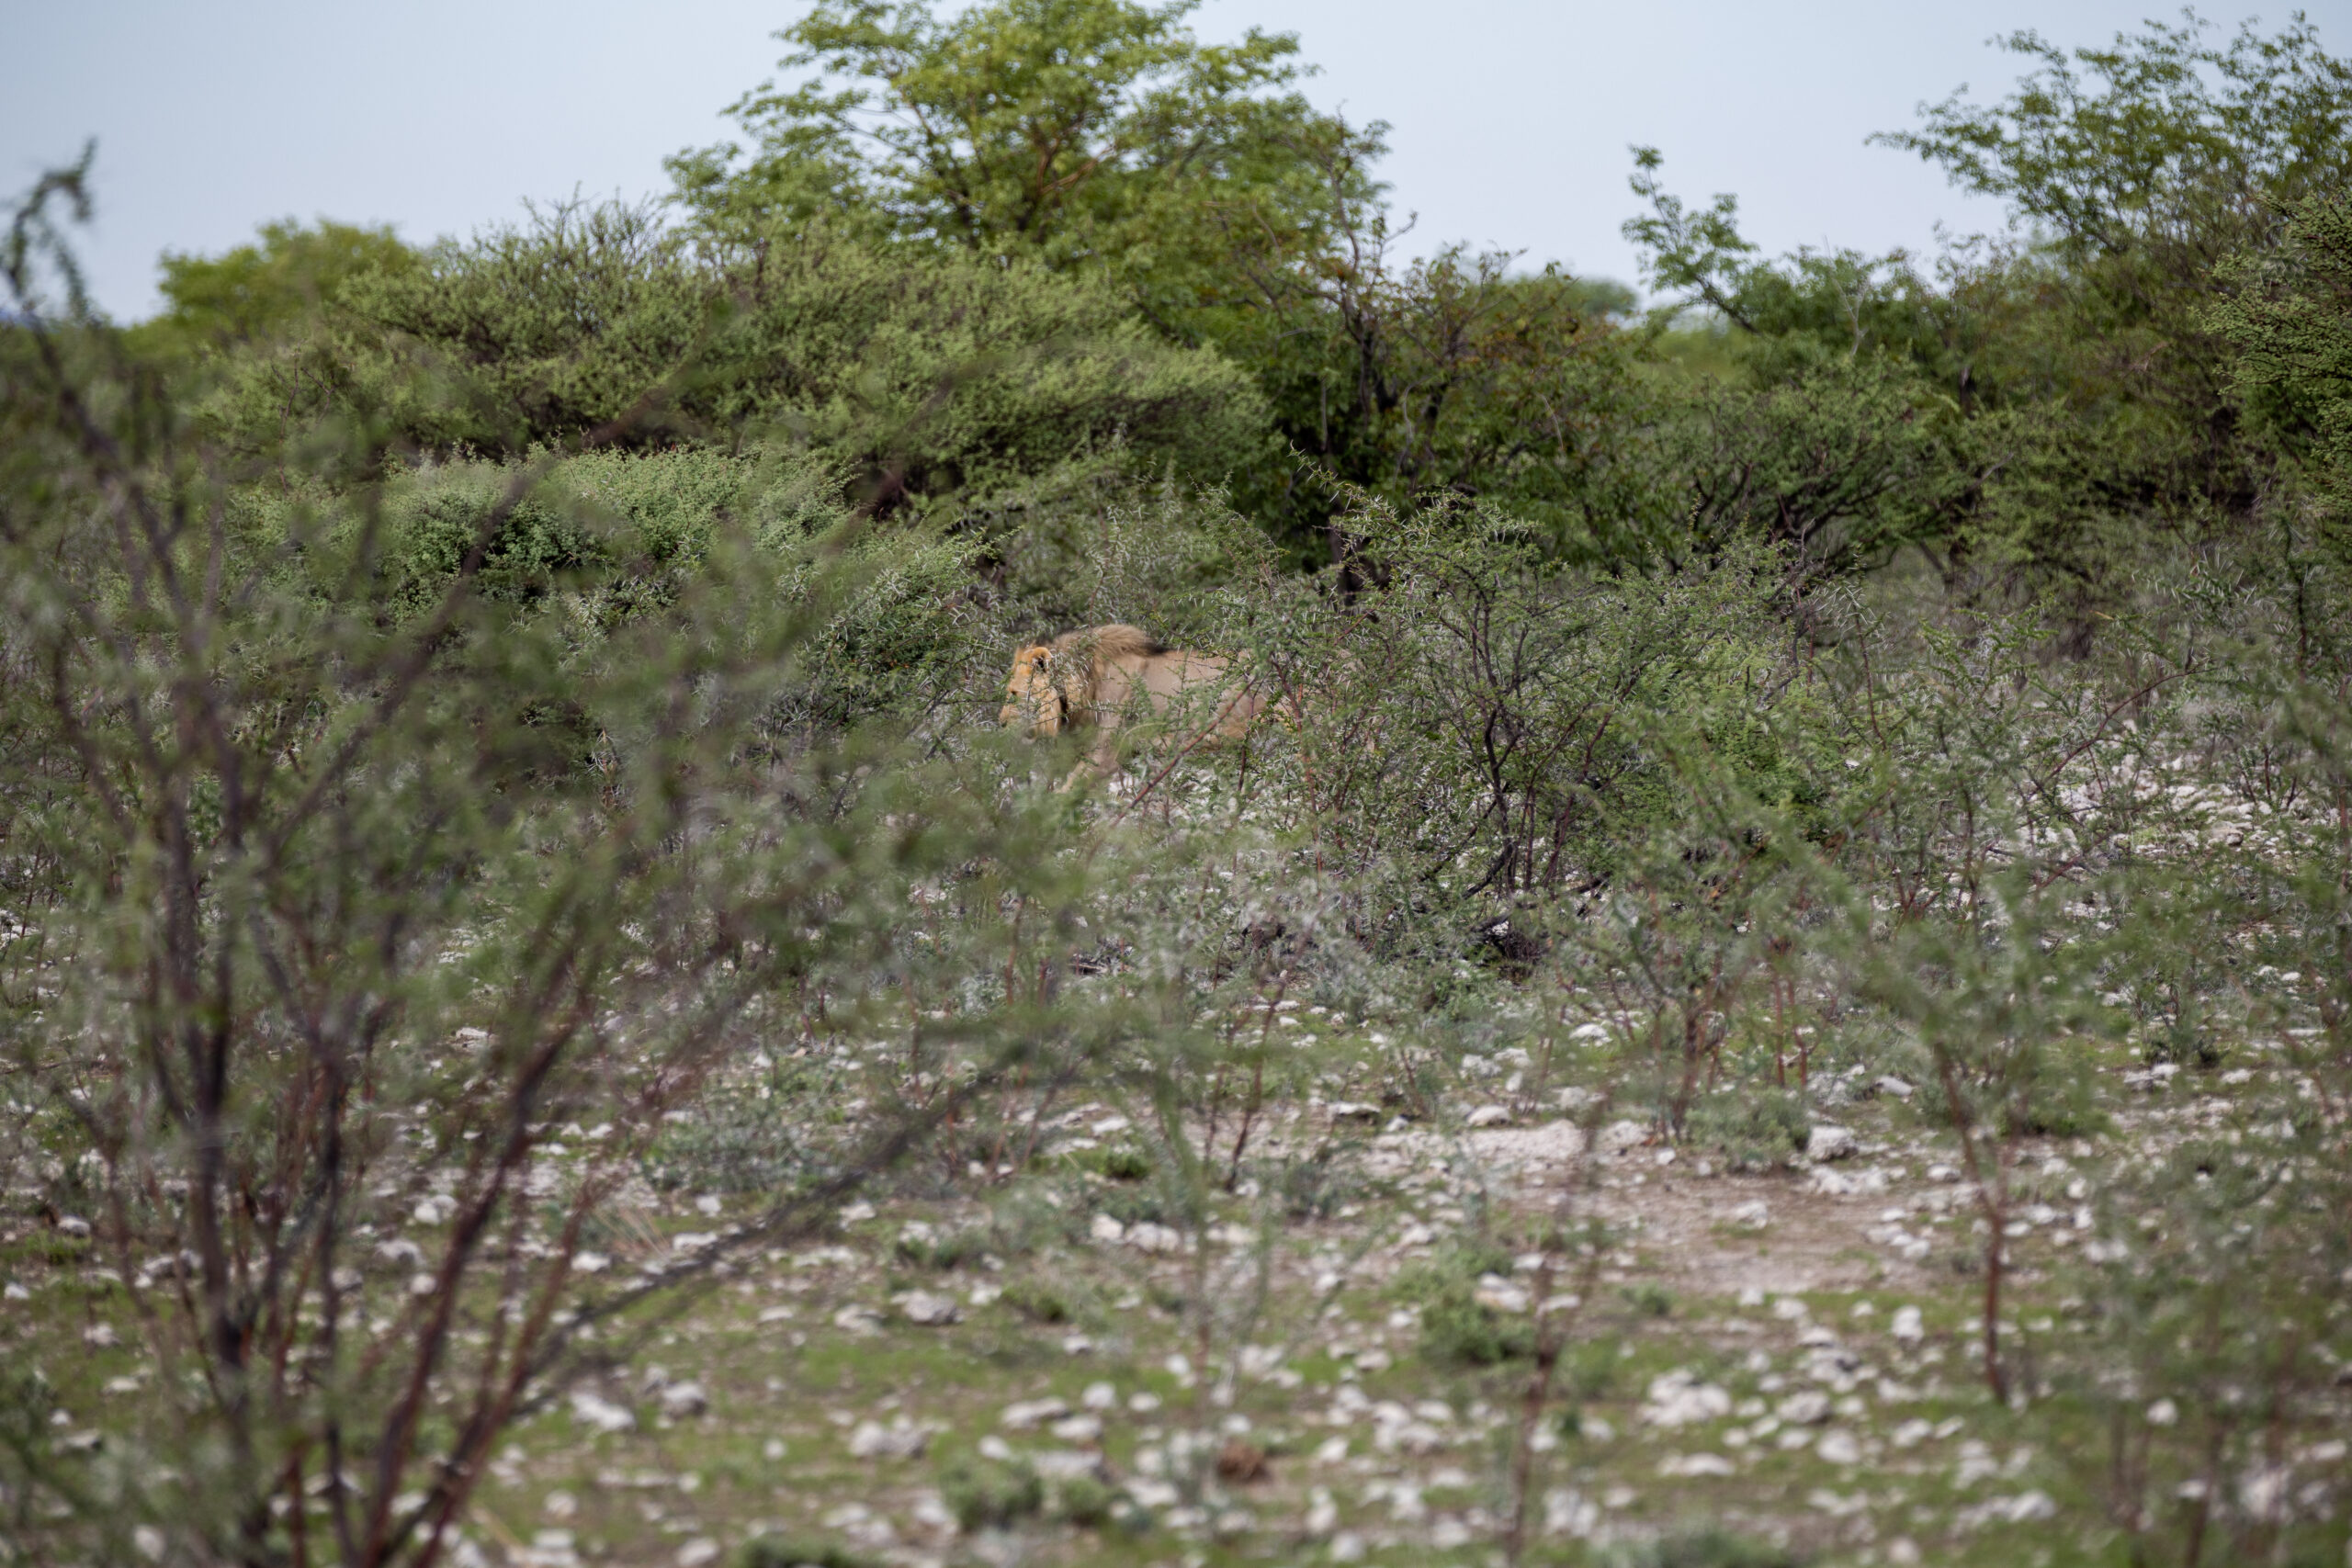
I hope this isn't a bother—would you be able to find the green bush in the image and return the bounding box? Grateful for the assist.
[1608,1529,1799,1568]
[1052,1472,1115,1529]
[741,1537,876,1568]
[938,1454,1045,1531]
[1686,1089,1810,1171]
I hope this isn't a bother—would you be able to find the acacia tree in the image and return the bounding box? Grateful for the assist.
[1878,11,2352,531]
[665,0,1349,287]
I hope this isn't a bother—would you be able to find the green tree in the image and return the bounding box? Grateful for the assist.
[1875,11,2352,530]
[197,200,1267,517]
[2214,194,2352,558]
[666,0,1351,291]
[130,217,416,355]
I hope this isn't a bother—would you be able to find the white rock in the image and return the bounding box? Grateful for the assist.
[1544,1487,1599,1538]
[1048,1414,1103,1443]
[567,1391,635,1433]
[1658,1453,1736,1477]
[1081,1381,1117,1410]
[1806,1125,1859,1162]
[1465,1104,1512,1128]
[1089,1213,1125,1244]
[894,1291,961,1326]
[1642,1371,1733,1427]
[1817,1429,1861,1464]
[1598,1120,1649,1156]
[831,1305,883,1336]
[657,1381,708,1417]
[1874,1076,1915,1099]
[1473,1276,1530,1314]
[1001,1397,1070,1430]
[1127,1222,1182,1254]
[1329,1529,1367,1562]
[1776,1391,1834,1426]
[846,1418,927,1459]
[675,1540,719,1568]
[1891,1305,1925,1344]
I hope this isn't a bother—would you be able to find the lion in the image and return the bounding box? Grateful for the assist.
[999,624,1283,785]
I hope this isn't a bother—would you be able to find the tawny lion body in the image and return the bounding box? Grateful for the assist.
[1000,624,1281,785]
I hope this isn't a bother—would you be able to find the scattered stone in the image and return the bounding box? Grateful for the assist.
[1806,1125,1859,1162]
[1473,1275,1530,1314]
[1892,1305,1925,1344]
[1817,1429,1862,1465]
[1127,1222,1182,1254]
[1776,1391,1833,1426]
[1464,1104,1512,1128]
[893,1290,960,1326]
[1874,1077,1915,1100]
[1089,1213,1125,1244]
[1030,1450,1101,1481]
[1001,1397,1070,1430]
[1544,1488,1599,1539]
[1049,1414,1103,1443]
[568,1391,635,1434]
[1642,1371,1733,1427]
[1597,1120,1648,1156]
[846,1417,928,1460]
[831,1305,883,1336]
[1658,1452,1736,1476]
[657,1381,708,1418]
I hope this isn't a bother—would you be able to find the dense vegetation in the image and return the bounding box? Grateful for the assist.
[4,6,2351,1567]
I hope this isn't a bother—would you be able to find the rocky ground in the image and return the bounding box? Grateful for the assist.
[6,1029,2346,1568]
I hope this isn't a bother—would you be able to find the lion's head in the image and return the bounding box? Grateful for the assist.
[999,644,1063,735]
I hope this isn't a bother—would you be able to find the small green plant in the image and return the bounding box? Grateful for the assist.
[1561,1337,1623,1403]
[1417,1284,1534,1366]
[1623,1282,1675,1318]
[1608,1529,1798,1568]
[1053,1472,1115,1529]
[741,1536,876,1568]
[891,1227,993,1270]
[1685,1089,1808,1170]
[1000,1280,1071,1325]
[1098,1146,1151,1181]
[939,1455,1045,1531]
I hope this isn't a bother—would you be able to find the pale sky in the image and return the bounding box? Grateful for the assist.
[3,0,2333,321]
